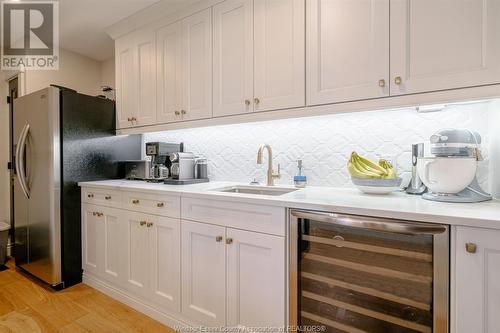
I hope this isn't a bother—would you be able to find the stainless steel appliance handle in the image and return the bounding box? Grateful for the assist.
[15,123,30,199]
[290,210,447,235]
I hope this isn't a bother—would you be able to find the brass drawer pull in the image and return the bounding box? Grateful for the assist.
[394,76,402,85]
[466,243,477,253]
[378,79,386,87]
[146,222,154,228]
[254,97,260,105]
[157,202,164,208]
[132,199,140,204]
[140,221,147,226]
[87,194,94,198]
[105,196,112,200]
[226,238,233,245]
[174,111,180,116]
[216,236,223,242]
[181,110,186,115]
[244,99,251,106]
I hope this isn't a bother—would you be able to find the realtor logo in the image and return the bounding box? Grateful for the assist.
[1,0,59,70]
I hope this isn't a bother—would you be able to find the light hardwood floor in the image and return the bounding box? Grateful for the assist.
[0,260,176,333]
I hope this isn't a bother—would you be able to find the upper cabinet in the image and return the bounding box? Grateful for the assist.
[307,0,390,105]
[114,0,500,131]
[116,28,157,129]
[156,9,213,123]
[390,0,500,95]
[213,0,305,117]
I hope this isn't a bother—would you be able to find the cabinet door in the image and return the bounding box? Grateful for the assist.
[148,216,181,313]
[213,0,254,117]
[455,227,500,333]
[391,0,500,95]
[226,228,285,328]
[123,212,150,297]
[81,204,104,276]
[115,34,136,129]
[156,21,184,124]
[306,0,389,105]
[254,0,305,111]
[134,28,157,126]
[101,207,125,286]
[182,220,226,326]
[182,9,213,121]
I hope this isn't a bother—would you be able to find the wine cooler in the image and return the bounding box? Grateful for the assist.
[289,210,449,333]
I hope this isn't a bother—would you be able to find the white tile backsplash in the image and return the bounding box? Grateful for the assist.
[143,101,498,193]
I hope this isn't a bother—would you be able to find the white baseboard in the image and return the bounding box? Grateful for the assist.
[83,273,191,330]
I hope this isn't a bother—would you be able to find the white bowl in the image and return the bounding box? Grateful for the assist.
[354,185,401,195]
[417,157,477,194]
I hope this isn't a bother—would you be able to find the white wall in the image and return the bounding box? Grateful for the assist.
[24,48,102,96]
[100,58,115,89]
[144,101,496,196]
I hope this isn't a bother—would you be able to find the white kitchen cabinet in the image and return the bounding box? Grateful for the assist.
[213,0,304,117]
[123,211,150,297]
[306,0,390,105]
[149,215,181,313]
[116,28,157,129]
[82,204,104,277]
[181,220,227,326]
[82,204,124,286]
[390,0,500,95]
[454,226,500,333]
[156,9,212,123]
[213,0,254,117]
[226,228,285,328]
[156,21,183,123]
[253,0,305,112]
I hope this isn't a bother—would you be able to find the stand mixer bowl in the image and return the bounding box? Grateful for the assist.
[417,157,477,194]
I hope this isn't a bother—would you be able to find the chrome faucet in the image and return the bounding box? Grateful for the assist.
[257,144,281,186]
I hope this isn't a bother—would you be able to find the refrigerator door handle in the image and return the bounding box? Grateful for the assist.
[15,123,30,199]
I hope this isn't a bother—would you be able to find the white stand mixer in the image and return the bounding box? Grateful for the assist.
[418,129,492,203]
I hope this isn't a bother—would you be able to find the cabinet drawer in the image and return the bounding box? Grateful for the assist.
[81,187,122,208]
[123,191,180,218]
[181,197,285,236]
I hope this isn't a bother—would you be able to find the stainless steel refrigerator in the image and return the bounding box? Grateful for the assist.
[12,86,140,288]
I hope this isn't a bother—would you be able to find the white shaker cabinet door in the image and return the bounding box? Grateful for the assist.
[156,21,184,124]
[307,0,390,105]
[82,204,104,277]
[454,226,500,333]
[254,0,305,112]
[101,207,126,287]
[390,0,500,95]
[182,220,226,326]
[148,216,181,313]
[123,211,150,298]
[226,228,285,329]
[115,34,137,129]
[181,8,213,121]
[213,0,254,117]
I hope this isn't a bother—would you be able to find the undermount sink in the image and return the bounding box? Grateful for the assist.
[213,185,298,196]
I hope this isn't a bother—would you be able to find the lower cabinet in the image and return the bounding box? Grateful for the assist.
[82,194,286,330]
[181,220,286,328]
[454,226,500,333]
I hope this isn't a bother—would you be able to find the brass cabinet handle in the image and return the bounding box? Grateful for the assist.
[378,79,386,87]
[132,199,140,204]
[105,196,111,200]
[394,76,402,85]
[87,194,94,198]
[466,243,477,253]
[140,221,147,226]
[244,99,251,106]
[226,238,233,245]
[254,97,260,105]
[146,222,154,228]
[93,212,103,217]
[216,236,223,242]
[127,117,131,122]
[157,202,164,208]
[181,110,186,115]
[174,111,180,116]
[92,212,97,216]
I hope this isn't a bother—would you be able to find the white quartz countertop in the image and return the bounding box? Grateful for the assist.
[78,179,500,230]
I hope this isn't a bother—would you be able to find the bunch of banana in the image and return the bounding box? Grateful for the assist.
[347,152,397,179]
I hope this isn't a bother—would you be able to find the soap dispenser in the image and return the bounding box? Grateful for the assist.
[294,160,307,188]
